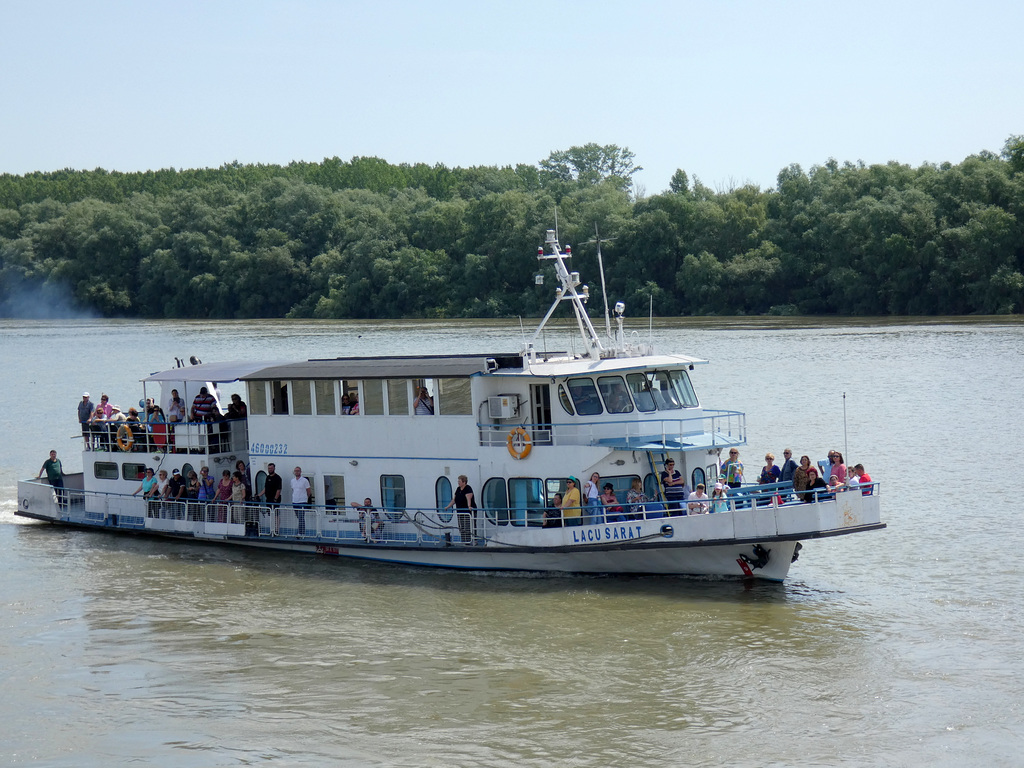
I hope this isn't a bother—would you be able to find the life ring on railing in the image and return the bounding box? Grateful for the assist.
[116,424,135,452]
[506,427,532,460]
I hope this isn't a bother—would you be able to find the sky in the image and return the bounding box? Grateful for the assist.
[2,0,1022,194]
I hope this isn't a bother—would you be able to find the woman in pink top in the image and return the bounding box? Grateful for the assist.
[828,450,847,483]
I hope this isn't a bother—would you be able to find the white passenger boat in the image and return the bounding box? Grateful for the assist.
[17,230,884,580]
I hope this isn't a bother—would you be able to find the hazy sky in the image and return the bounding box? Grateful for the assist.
[3,0,1021,194]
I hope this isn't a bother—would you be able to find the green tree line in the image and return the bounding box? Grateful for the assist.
[1,139,1021,319]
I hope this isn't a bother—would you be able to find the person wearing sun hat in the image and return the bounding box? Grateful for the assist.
[560,476,582,526]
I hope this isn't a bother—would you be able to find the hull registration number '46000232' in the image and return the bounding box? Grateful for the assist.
[250,442,288,456]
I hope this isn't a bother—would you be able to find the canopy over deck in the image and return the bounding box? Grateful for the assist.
[143,360,293,384]
[595,432,745,452]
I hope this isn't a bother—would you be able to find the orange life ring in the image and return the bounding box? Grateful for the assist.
[116,424,135,452]
[506,427,532,460]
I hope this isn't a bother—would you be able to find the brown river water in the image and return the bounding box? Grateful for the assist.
[1,316,1022,767]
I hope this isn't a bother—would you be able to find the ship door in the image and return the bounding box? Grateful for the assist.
[530,384,552,445]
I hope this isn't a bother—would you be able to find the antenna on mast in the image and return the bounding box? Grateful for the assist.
[649,294,654,347]
[843,392,848,462]
[585,223,615,341]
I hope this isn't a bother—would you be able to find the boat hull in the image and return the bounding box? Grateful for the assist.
[17,479,884,581]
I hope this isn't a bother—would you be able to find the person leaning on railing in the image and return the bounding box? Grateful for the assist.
[626,478,648,520]
[230,471,246,524]
[133,468,159,517]
[197,467,216,519]
[190,387,218,421]
[560,477,582,526]
[444,475,476,544]
[543,493,563,527]
[88,404,109,450]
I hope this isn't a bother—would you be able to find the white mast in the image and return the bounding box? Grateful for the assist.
[525,230,604,362]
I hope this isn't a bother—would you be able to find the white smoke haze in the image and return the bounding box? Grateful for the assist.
[0,281,100,319]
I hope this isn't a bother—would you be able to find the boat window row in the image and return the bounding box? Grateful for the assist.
[556,370,698,417]
[94,461,207,482]
[95,462,720,499]
[246,377,473,417]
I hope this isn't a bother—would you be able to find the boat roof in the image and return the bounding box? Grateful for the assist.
[243,354,523,380]
[143,351,707,384]
[520,353,706,377]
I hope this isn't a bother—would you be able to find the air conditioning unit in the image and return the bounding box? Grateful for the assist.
[488,395,519,420]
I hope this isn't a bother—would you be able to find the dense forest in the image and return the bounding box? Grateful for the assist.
[1,138,1022,319]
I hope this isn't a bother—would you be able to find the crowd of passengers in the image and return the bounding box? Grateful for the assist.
[131,460,256,522]
[116,448,874,537]
[77,389,248,451]
[542,448,873,527]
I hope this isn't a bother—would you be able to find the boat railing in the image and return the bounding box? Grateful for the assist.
[81,418,249,456]
[22,477,878,547]
[477,409,746,451]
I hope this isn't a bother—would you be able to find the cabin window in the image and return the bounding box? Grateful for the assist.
[691,467,706,490]
[557,384,575,415]
[644,472,659,501]
[254,470,266,500]
[597,376,634,414]
[387,379,409,415]
[181,463,195,485]
[707,464,720,484]
[546,477,566,504]
[436,378,472,415]
[380,475,406,519]
[436,477,453,522]
[412,379,435,416]
[341,379,359,414]
[508,478,545,527]
[292,381,313,415]
[566,377,603,416]
[648,372,682,410]
[602,475,639,498]
[271,381,289,414]
[625,373,656,412]
[669,369,699,407]
[314,380,336,415]
[482,478,509,525]
[248,381,268,415]
[646,370,699,410]
[363,380,385,415]
[323,475,345,508]
[94,461,118,480]
[122,462,147,480]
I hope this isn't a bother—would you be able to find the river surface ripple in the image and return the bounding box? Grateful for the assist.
[1,316,1022,767]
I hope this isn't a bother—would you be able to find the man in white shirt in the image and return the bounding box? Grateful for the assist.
[290,466,312,537]
[687,483,710,514]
